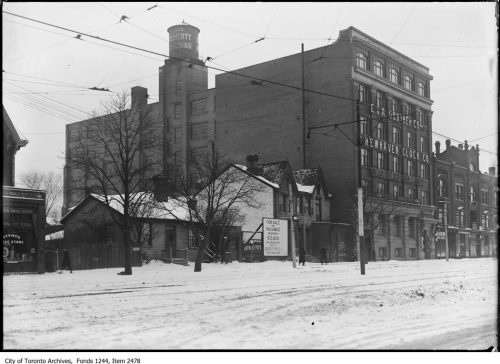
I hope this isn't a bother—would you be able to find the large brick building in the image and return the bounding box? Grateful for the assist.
[215,26,436,260]
[434,140,497,258]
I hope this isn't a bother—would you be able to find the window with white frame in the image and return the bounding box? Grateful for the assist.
[420,163,428,179]
[374,60,384,77]
[360,116,367,135]
[408,187,416,201]
[389,66,399,84]
[421,190,429,205]
[455,184,464,200]
[376,151,385,169]
[416,80,425,96]
[420,136,428,152]
[469,186,476,202]
[376,182,385,197]
[376,121,384,139]
[392,126,401,144]
[393,185,402,199]
[403,74,414,90]
[407,160,414,176]
[361,148,369,167]
[407,131,416,149]
[356,50,368,69]
[456,209,464,227]
[376,90,384,110]
[481,213,489,229]
[358,84,369,103]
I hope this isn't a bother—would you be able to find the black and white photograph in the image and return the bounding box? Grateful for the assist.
[2,1,498,354]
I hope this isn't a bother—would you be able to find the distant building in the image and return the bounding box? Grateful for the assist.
[3,106,28,186]
[433,140,497,258]
[215,27,436,261]
[201,155,333,262]
[3,106,46,273]
[63,22,215,215]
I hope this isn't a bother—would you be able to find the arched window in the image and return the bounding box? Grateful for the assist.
[417,81,425,96]
[374,60,384,77]
[469,162,476,172]
[403,74,413,90]
[389,67,399,84]
[356,51,367,69]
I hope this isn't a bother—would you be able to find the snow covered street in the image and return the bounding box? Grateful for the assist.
[3,258,498,350]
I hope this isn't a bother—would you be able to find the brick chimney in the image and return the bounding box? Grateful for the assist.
[445,139,451,150]
[246,154,259,174]
[435,141,441,154]
[131,86,148,110]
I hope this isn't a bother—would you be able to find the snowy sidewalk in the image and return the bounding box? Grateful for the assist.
[3,258,497,350]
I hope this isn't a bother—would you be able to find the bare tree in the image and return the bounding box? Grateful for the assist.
[66,92,157,275]
[20,170,63,223]
[351,192,397,262]
[160,148,264,272]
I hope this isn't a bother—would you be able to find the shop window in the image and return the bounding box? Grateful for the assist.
[394,247,402,257]
[378,214,387,236]
[409,248,416,257]
[378,247,387,258]
[394,216,402,237]
[408,217,417,238]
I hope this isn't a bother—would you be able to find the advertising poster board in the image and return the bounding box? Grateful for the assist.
[263,218,288,256]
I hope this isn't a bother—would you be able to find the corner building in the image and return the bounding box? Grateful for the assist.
[215,27,436,260]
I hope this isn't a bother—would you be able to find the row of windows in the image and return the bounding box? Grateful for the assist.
[172,98,208,119]
[438,208,493,229]
[376,215,419,239]
[362,179,429,204]
[173,122,209,144]
[279,193,323,220]
[360,117,429,151]
[358,86,430,128]
[438,179,492,204]
[356,48,429,97]
[360,149,429,178]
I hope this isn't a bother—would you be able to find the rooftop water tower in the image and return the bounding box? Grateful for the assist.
[167,21,200,60]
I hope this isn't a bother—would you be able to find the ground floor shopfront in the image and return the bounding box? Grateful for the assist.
[3,186,46,273]
[363,198,437,261]
[435,227,497,259]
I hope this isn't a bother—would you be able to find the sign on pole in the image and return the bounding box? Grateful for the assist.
[358,187,364,237]
[263,218,288,256]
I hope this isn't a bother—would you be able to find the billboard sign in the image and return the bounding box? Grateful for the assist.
[263,218,288,256]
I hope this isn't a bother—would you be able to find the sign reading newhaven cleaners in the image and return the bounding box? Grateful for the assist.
[263,218,288,256]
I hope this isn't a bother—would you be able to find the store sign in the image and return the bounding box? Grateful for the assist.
[243,239,262,252]
[370,104,424,129]
[3,233,24,245]
[363,136,430,163]
[263,218,288,256]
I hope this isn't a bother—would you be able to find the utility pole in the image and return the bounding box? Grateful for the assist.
[289,183,297,268]
[301,43,306,169]
[443,201,449,261]
[356,99,366,275]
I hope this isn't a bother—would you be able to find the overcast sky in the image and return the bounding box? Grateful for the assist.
[3,2,498,185]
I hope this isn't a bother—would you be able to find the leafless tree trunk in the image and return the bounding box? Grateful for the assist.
[20,170,63,223]
[66,92,157,275]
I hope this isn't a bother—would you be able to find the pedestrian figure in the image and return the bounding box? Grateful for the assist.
[320,247,327,265]
[61,249,72,273]
[299,248,306,266]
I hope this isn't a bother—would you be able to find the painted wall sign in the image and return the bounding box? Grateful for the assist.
[263,218,288,256]
[363,136,430,163]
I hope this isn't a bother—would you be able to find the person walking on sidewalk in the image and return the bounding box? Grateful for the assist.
[61,249,73,273]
